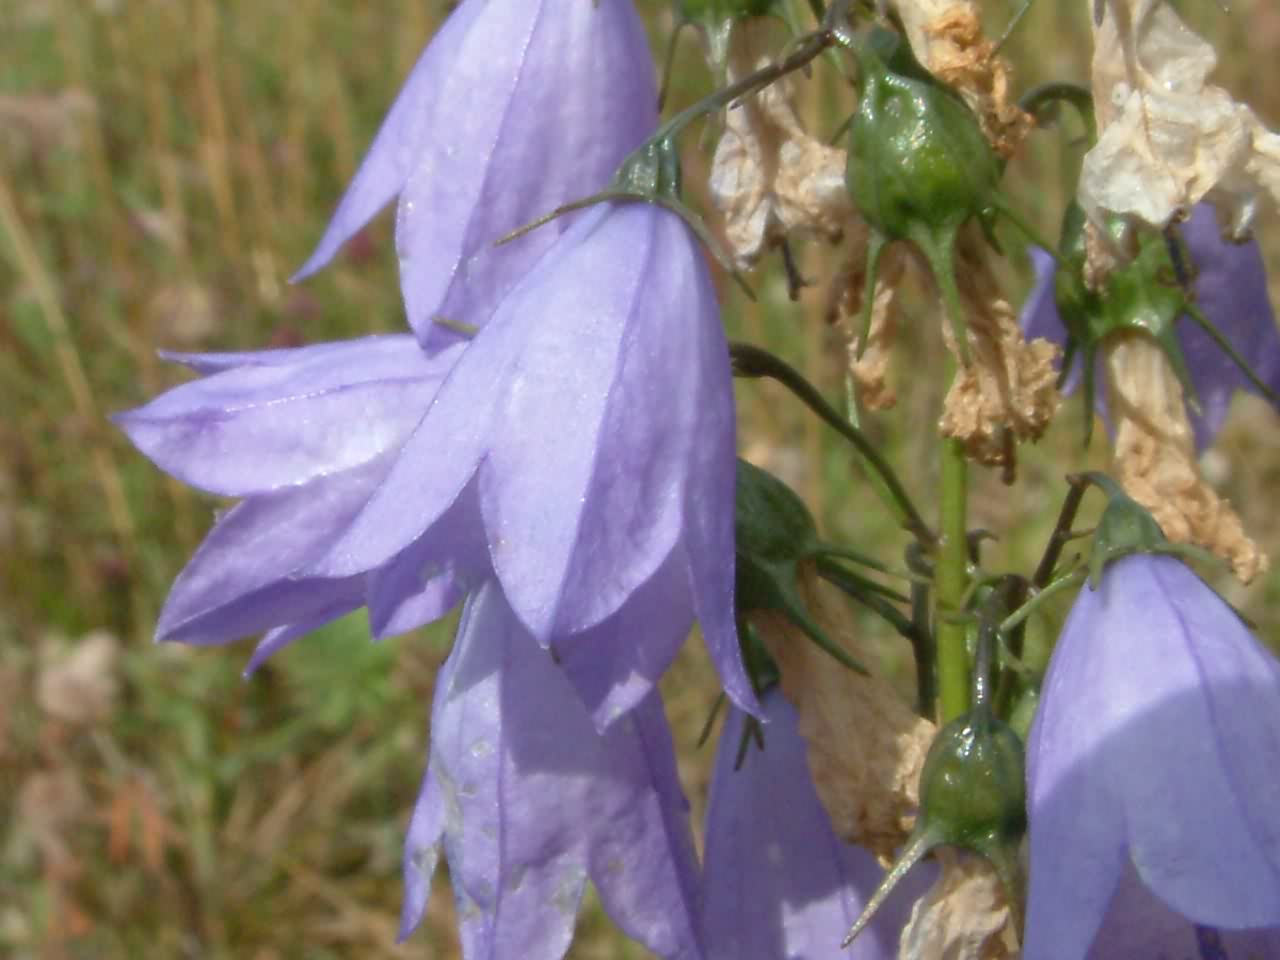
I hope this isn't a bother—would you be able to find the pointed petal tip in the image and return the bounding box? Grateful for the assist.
[288,256,322,286]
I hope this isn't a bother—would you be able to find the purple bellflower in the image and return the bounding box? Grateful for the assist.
[400,580,705,958]
[702,689,930,959]
[308,200,759,723]
[1021,203,1280,449]
[112,335,483,666]
[1025,554,1280,959]
[295,0,657,349]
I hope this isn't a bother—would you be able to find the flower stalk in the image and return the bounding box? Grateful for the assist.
[935,431,972,723]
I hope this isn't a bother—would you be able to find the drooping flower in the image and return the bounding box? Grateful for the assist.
[309,201,758,720]
[1025,553,1280,959]
[295,0,657,348]
[1020,203,1280,450]
[112,335,484,664]
[701,688,930,959]
[400,580,704,958]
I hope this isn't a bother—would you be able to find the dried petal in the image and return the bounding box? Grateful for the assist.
[1082,0,1280,234]
[898,850,1019,960]
[755,566,935,861]
[940,232,1062,466]
[708,23,852,267]
[1105,333,1267,582]
[887,0,1031,157]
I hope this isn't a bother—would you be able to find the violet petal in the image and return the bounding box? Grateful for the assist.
[703,690,930,959]
[400,582,705,958]
[117,337,459,497]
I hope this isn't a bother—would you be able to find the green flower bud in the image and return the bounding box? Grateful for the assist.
[841,709,1028,948]
[918,713,1027,851]
[733,459,866,674]
[846,29,1000,245]
[843,28,1004,364]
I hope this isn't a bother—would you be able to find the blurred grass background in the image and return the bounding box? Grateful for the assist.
[2,0,1279,956]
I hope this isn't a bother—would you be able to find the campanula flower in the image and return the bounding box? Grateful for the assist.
[400,580,704,958]
[113,335,484,664]
[295,0,657,348]
[309,201,758,720]
[1025,554,1280,959]
[701,688,930,959]
[1020,203,1280,449]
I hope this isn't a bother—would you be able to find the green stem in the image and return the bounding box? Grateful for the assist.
[999,568,1085,636]
[935,433,971,723]
[906,543,937,718]
[1017,82,1097,143]
[729,342,937,547]
[992,196,1070,270]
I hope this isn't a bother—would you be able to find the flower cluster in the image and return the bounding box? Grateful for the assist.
[117,1,766,955]
[113,1,1280,958]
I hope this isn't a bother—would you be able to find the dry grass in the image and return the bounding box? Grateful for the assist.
[2,1,1279,956]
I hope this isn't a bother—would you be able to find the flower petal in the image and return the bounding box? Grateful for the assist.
[293,0,485,280]
[393,0,656,342]
[479,205,697,638]
[1180,204,1280,447]
[310,298,524,578]
[117,337,459,496]
[242,599,360,676]
[366,483,488,639]
[1026,555,1280,958]
[551,550,693,731]
[703,691,928,959]
[403,582,705,958]
[1088,860,1280,959]
[156,457,388,644]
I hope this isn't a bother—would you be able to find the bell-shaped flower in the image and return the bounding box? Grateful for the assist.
[1020,203,1280,449]
[295,0,657,348]
[310,201,758,719]
[701,688,930,959]
[1025,554,1280,959]
[112,335,483,664]
[400,580,705,959]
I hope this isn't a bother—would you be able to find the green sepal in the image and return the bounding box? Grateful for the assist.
[1046,204,1278,447]
[1082,472,1216,586]
[499,134,753,298]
